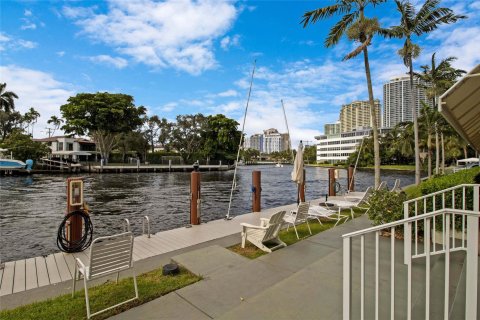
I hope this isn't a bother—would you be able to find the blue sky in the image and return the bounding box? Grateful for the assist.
[1,0,479,146]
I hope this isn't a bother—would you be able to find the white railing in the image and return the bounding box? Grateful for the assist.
[343,184,479,320]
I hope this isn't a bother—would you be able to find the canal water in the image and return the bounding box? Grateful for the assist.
[0,165,414,262]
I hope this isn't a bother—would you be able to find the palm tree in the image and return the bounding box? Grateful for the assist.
[419,102,437,177]
[381,0,465,185]
[302,0,385,188]
[0,83,19,113]
[23,107,40,137]
[47,115,64,137]
[415,53,466,174]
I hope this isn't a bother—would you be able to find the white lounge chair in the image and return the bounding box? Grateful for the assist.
[327,187,373,218]
[72,232,138,319]
[283,202,312,239]
[391,179,401,192]
[308,205,348,227]
[377,181,387,190]
[344,186,373,201]
[241,210,287,253]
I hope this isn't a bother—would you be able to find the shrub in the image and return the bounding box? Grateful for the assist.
[367,189,407,226]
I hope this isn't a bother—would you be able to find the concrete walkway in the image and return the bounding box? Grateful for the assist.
[109,216,373,320]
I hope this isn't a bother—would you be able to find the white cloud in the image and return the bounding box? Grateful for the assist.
[162,102,178,112]
[87,55,128,69]
[24,9,33,17]
[0,32,38,51]
[64,0,238,75]
[220,34,240,50]
[56,51,66,57]
[217,89,238,97]
[0,65,75,138]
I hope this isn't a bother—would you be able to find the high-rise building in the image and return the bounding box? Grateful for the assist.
[263,128,283,154]
[339,100,381,133]
[324,122,341,135]
[247,134,263,153]
[383,75,433,128]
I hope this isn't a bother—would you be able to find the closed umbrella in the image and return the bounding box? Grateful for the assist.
[291,141,305,204]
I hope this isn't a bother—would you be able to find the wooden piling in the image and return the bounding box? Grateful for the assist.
[252,171,261,212]
[190,172,201,225]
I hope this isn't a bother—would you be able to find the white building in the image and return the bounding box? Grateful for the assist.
[262,129,290,154]
[315,128,390,163]
[383,75,433,128]
[34,136,96,161]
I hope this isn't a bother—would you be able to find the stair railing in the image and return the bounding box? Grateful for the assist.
[343,183,479,320]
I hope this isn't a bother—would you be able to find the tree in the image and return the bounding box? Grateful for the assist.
[158,118,173,152]
[200,114,241,162]
[302,0,385,188]
[60,92,146,162]
[22,107,40,137]
[0,131,50,161]
[143,115,161,153]
[381,0,465,185]
[116,131,149,162]
[170,114,206,162]
[415,53,466,174]
[419,102,436,177]
[241,148,260,163]
[0,110,23,141]
[0,83,18,113]
[47,115,64,137]
[303,145,317,164]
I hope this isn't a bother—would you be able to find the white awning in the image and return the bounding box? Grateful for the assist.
[439,64,480,152]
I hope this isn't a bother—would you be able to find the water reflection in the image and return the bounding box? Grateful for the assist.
[0,166,414,261]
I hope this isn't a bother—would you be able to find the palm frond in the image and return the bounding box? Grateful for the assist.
[302,4,345,27]
[343,35,371,61]
[326,12,358,47]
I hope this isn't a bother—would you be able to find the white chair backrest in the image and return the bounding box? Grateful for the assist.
[377,181,387,190]
[263,211,286,242]
[391,179,401,191]
[295,202,310,221]
[88,232,134,279]
[357,187,373,205]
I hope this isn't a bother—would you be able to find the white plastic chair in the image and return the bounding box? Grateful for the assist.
[308,205,348,227]
[241,210,287,253]
[72,232,138,319]
[283,202,312,239]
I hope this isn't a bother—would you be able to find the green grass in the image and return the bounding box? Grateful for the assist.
[363,164,416,171]
[0,267,201,320]
[229,209,365,259]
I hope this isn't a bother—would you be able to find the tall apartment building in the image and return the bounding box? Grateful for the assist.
[383,75,433,128]
[324,122,341,135]
[246,134,263,153]
[263,128,290,154]
[339,100,381,132]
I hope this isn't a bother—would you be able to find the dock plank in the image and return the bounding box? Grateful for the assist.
[35,257,49,287]
[62,253,77,276]
[134,237,166,255]
[45,255,61,284]
[0,261,15,296]
[140,235,172,253]
[13,260,26,293]
[54,253,72,281]
[25,258,38,291]
[0,266,3,288]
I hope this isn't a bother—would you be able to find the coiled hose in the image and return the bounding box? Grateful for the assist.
[57,210,94,253]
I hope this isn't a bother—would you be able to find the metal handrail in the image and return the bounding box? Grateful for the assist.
[342,208,479,239]
[123,218,131,232]
[142,216,150,238]
[404,184,478,205]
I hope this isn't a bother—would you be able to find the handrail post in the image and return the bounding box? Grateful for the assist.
[465,185,479,319]
[343,237,352,320]
[404,201,409,264]
[142,216,151,238]
[123,218,130,232]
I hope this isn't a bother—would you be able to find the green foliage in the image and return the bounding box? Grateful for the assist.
[200,114,240,162]
[0,132,50,161]
[303,145,316,163]
[0,267,200,320]
[0,83,18,113]
[0,110,23,141]
[418,167,480,197]
[367,189,407,226]
[241,148,260,162]
[170,113,206,162]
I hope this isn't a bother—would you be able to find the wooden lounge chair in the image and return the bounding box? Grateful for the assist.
[72,232,138,319]
[283,202,312,239]
[241,210,287,253]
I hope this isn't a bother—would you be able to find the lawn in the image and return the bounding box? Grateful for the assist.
[0,267,201,320]
[229,209,364,259]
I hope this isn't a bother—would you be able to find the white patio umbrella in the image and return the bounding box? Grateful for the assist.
[291,141,304,203]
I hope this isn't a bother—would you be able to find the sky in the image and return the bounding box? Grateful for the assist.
[1,0,479,147]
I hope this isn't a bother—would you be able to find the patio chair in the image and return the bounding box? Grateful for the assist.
[283,202,312,239]
[344,186,373,201]
[376,181,387,190]
[327,187,373,218]
[308,205,348,227]
[72,232,138,319]
[241,210,287,253]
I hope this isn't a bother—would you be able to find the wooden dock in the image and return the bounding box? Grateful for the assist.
[0,203,297,297]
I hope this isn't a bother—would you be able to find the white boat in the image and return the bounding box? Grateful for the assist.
[453,157,479,172]
[275,163,283,168]
[0,148,26,169]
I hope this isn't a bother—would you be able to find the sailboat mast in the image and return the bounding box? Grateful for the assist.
[225,60,257,220]
[281,100,294,163]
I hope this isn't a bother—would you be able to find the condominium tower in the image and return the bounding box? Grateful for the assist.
[339,100,381,133]
[244,129,290,154]
[383,75,433,128]
[324,122,341,135]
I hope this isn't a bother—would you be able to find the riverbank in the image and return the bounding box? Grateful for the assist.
[308,163,416,171]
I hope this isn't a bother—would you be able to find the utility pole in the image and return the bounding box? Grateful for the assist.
[45,127,53,138]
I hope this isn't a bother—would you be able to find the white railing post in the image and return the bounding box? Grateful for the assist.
[444,213,450,319]
[404,202,409,264]
[465,186,479,319]
[406,222,412,320]
[343,237,352,320]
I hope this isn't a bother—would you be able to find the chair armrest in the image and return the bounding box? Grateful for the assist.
[75,257,86,269]
[260,218,270,227]
[240,223,268,230]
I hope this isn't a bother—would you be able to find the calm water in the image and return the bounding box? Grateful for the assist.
[0,166,414,262]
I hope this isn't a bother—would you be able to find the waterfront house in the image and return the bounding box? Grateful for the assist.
[33,136,97,162]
